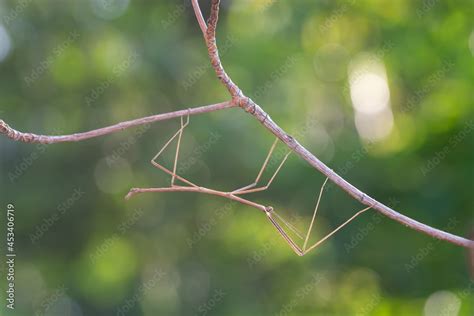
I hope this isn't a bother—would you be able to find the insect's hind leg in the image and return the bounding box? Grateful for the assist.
[302,177,329,252]
[266,209,304,256]
[300,177,371,255]
[266,205,371,257]
[265,177,372,257]
[301,206,372,255]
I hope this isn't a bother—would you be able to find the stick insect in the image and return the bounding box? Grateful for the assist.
[126,114,372,256]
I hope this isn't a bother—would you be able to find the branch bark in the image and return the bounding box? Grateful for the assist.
[0,101,234,144]
[0,1,472,249]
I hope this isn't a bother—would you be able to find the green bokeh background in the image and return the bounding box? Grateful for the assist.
[0,0,473,315]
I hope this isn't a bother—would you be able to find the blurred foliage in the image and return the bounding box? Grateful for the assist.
[0,0,473,315]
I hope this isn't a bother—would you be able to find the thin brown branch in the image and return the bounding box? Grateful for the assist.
[0,101,235,144]
[204,0,243,99]
[191,0,207,35]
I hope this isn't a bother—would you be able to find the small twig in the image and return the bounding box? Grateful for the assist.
[191,0,207,35]
[0,101,234,144]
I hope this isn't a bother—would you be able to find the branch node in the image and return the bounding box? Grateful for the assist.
[125,188,138,200]
[265,206,273,215]
[236,96,257,114]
